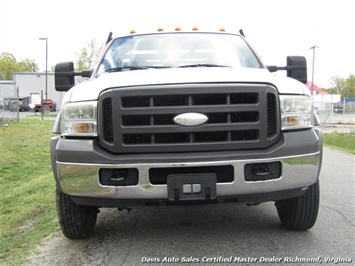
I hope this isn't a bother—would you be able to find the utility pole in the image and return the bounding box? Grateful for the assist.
[39,37,48,115]
[309,46,319,96]
[16,87,19,123]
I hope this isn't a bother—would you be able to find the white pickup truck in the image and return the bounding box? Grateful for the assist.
[51,28,322,239]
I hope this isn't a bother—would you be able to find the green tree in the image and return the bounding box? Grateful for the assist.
[75,39,101,71]
[0,52,17,80]
[324,87,338,94]
[329,76,346,93]
[0,52,39,80]
[17,58,39,72]
[340,74,355,98]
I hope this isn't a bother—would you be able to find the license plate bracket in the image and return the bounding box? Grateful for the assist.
[167,173,217,201]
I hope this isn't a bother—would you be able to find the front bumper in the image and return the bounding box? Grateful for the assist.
[51,128,322,207]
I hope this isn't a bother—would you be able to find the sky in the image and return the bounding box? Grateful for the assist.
[0,0,354,88]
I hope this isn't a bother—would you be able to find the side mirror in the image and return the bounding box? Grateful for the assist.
[54,62,94,92]
[287,56,307,84]
[55,62,75,91]
[266,56,307,84]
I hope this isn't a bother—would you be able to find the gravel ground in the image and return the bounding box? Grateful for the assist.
[320,124,355,134]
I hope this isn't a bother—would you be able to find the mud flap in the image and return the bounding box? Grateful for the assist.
[167,173,217,201]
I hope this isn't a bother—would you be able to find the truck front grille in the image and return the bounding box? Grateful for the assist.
[99,84,280,154]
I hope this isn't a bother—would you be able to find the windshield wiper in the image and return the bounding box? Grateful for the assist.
[105,66,147,72]
[177,64,228,68]
[105,66,171,73]
[105,64,226,72]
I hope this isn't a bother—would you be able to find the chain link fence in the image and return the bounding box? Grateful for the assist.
[0,85,49,125]
[0,85,20,125]
[314,97,355,126]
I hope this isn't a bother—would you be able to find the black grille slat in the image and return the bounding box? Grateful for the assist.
[230,112,259,123]
[121,96,150,108]
[122,130,260,145]
[154,114,176,125]
[207,113,228,123]
[154,95,187,106]
[122,93,258,108]
[102,98,113,143]
[99,84,280,153]
[193,94,227,105]
[230,93,258,104]
[122,111,258,126]
[267,93,277,138]
[231,130,258,141]
[119,105,258,116]
[155,133,189,144]
[122,115,150,126]
[123,134,151,144]
[120,123,260,134]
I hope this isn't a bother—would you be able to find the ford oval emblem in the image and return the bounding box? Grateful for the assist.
[173,113,208,127]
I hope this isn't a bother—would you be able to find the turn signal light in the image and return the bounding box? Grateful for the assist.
[74,123,94,133]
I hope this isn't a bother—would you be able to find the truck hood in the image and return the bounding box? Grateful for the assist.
[65,67,309,103]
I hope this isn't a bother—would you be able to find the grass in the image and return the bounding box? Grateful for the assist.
[0,118,58,265]
[323,131,355,154]
[0,117,18,126]
[27,113,58,118]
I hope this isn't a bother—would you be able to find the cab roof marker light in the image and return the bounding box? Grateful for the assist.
[175,26,181,31]
[219,27,226,32]
[192,26,198,31]
[130,29,136,34]
[157,27,164,31]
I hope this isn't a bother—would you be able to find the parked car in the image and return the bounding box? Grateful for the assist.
[34,99,56,112]
[19,101,30,111]
[9,101,30,112]
[333,103,344,113]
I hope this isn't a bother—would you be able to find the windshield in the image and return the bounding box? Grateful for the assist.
[97,33,262,74]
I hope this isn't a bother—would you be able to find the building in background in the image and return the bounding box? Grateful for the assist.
[13,72,65,109]
[0,72,65,111]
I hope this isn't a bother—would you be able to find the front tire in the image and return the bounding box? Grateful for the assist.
[275,180,319,230]
[56,189,99,239]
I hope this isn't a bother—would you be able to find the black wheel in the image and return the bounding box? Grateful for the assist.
[275,180,319,230]
[56,188,99,239]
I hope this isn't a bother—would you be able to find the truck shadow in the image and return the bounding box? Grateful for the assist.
[26,204,316,265]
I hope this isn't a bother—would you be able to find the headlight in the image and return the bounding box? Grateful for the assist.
[60,101,97,136]
[280,95,313,130]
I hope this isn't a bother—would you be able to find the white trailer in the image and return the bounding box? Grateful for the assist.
[29,93,40,109]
